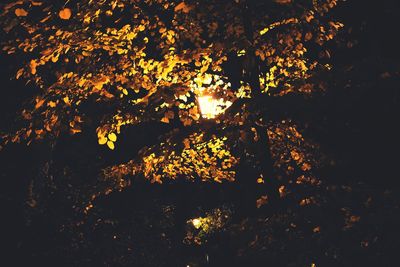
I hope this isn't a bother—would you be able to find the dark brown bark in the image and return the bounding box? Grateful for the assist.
[240,1,280,206]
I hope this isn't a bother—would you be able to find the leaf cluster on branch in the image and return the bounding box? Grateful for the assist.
[0,0,343,189]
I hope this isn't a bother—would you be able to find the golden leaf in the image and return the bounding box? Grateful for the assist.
[98,136,107,145]
[107,140,115,150]
[48,101,56,108]
[51,54,59,63]
[108,133,117,142]
[59,8,72,20]
[15,8,28,17]
[63,96,70,105]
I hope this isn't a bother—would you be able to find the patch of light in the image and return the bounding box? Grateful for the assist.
[197,95,232,119]
[192,218,202,229]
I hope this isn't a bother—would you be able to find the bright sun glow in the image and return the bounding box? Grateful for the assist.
[197,95,232,119]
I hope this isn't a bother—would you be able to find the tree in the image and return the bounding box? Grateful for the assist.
[1,0,343,212]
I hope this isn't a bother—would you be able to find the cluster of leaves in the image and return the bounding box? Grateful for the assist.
[0,0,344,206]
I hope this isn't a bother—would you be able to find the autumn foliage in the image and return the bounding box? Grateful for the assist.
[1,0,342,188]
[3,0,400,266]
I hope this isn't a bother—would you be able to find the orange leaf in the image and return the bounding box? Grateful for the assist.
[15,8,28,17]
[174,2,191,13]
[59,8,72,20]
[35,98,45,109]
[31,1,43,6]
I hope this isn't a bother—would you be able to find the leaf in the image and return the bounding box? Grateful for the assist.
[15,8,28,17]
[16,68,24,79]
[98,136,107,145]
[59,8,72,20]
[63,96,70,105]
[29,60,37,75]
[35,98,45,109]
[161,117,169,123]
[108,133,117,142]
[256,195,268,208]
[70,127,82,134]
[107,140,115,150]
[48,101,56,108]
[31,1,43,6]
[174,2,191,13]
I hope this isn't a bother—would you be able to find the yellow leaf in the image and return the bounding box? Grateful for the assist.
[59,8,72,20]
[63,96,70,105]
[15,8,28,17]
[108,133,117,142]
[51,54,59,63]
[48,101,56,108]
[107,140,115,150]
[98,136,107,145]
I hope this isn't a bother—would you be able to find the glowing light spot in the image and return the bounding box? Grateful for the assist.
[198,95,217,119]
[192,218,202,229]
[197,95,232,119]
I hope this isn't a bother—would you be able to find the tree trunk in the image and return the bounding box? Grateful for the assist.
[241,1,280,207]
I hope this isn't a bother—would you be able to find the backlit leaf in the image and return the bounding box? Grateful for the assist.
[15,8,28,17]
[107,140,115,150]
[108,133,117,142]
[174,2,191,13]
[59,8,72,20]
[98,136,107,145]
